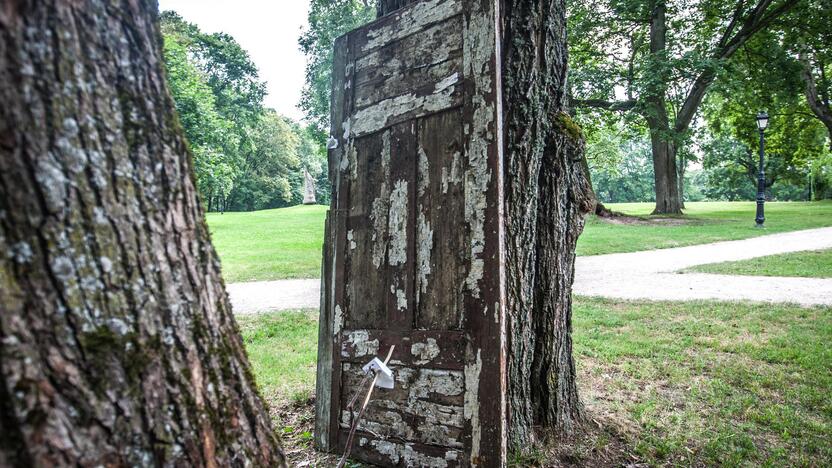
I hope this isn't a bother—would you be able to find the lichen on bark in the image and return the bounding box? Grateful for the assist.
[0,0,285,465]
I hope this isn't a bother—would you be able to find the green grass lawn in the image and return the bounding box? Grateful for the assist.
[237,310,319,407]
[687,248,832,278]
[207,205,327,282]
[208,201,832,283]
[577,201,832,256]
[241,298,832,466]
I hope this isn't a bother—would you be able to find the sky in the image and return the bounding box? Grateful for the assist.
[157,0,311,122]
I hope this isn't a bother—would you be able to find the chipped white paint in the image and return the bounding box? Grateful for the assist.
[362,0,463,53]
[370,130,392,268]
[333,304,343,336]
[339,143,352,173]
[410,369,464,399]
[440,151,462,194]
[395,366,416,385]
[348,142,358,183]
[464,349,482,462]
[416,211,433,301]
[409,400,464,431]
[371,439,401,464]
[387,179,409,266]
[417,419,462,448]
[394,286,407,311]
[461,1,498,302]
[434,72,460,94]
[341,118,351,143]
[418,147,430,197]
[342,330,380,357]
[411,338,440,365]
[355,17,456,74]
[350,83,459,137]
[340,409,410,437]
[347,230,357,251]
[403,445,451,468]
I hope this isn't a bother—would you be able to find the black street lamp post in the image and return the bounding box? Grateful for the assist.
[755,111,769,228]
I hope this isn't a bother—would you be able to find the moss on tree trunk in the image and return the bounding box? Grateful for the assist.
[0,1,284,465]
[501,0,595,449]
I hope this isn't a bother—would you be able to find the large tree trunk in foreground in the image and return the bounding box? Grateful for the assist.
[0,1,283,466]
[501,0,596,449]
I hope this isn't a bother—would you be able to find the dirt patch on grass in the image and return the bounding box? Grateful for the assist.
[511,414,642,467]
[270,397,343,467]
[597,215,701,226]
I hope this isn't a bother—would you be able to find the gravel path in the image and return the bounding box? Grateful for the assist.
[227,227,832,313]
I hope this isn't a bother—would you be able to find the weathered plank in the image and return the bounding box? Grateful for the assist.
[353,16,463,109]
[353,0,463,56]
[348,74,462,138]
[336,430,463,467]
[339,363,466,450]
[345,131,389,329]
[385,121,418,330]
[459,0,507,465]
[314,212,334,451]
[339,329,466,369]
[416,109,466,330]
[315,30,350,452]
[327,29,356,453]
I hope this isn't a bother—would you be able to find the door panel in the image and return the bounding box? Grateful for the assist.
[316,0,506,465]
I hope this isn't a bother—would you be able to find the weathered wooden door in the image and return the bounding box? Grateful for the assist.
[315,0,506,465]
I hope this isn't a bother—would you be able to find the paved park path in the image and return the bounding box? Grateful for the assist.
[227,227,832,314]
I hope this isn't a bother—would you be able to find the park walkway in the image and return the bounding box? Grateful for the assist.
[226,226,832,313]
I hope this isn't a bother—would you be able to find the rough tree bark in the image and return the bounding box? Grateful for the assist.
[500,0,595,448]
[0,1,284,466]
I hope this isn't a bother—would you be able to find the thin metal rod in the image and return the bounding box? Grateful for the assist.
[336,346,395,468]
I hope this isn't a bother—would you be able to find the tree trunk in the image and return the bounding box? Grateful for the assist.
[646,1,682,215]
[799,53,832,151]
[0,1,284,466]
[650,135,682,214]
[677,149,686,209]
[501,0,595,449]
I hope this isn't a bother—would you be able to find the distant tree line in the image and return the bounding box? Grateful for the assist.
[161,12,329,212]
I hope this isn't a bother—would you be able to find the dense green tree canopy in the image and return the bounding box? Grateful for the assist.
[161,11,328,211]
[299,0,374,138]
[568,0,799,212]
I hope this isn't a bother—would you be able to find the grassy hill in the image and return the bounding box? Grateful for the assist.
[207,201,832,283]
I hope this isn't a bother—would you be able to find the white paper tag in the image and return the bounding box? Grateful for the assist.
[362,357,395,389]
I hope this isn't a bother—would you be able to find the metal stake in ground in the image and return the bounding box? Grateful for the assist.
[336,346,395,468]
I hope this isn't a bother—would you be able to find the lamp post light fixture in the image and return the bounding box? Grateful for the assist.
[755,111,769,227]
